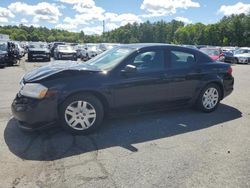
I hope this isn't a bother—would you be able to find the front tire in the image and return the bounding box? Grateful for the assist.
[59,93,104,134]
[196,84,221,113]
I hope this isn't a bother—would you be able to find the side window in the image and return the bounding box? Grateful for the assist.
[129,50,165,73]
[170,50,196,69]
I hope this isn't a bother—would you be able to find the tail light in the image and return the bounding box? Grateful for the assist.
[227,66,232,75]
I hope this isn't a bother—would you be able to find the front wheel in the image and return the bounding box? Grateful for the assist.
[59,94,104,134]
[196,84,221,113]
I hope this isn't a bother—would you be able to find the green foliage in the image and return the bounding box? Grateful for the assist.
[0,13,249,46]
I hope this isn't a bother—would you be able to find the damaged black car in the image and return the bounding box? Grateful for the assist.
[11,44,234,134]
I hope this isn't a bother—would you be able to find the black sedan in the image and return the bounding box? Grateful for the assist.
[12,44,234,134]
[28,42,50,62]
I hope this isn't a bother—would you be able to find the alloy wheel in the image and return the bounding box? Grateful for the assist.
[64,100,96,130]
[202,87,219,110]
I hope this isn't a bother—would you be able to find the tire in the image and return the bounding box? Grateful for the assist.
[73,54,77,61]
[196,83,221,113]
[59,93,104,135]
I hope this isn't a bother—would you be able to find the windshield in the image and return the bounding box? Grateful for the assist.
[58,46,73,50]
[29,43,47,49]
[201,49,220,56]
[85,47,133,71]
[234,49,250,55]
[77,45,86,49]
[0,42,7,51]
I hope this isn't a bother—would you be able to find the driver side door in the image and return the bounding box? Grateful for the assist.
[112,48,169,108]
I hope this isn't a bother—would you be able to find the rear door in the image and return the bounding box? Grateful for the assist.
[164,47,201,101]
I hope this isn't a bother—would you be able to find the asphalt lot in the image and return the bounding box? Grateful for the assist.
[0,58,249,188]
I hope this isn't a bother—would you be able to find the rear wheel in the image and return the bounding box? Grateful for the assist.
[196,84,221,113]
[59,94,104,134]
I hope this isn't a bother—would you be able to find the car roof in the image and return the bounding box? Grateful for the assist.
[57,45,70,47]
[121,43,170,48]
[238,47,250,50]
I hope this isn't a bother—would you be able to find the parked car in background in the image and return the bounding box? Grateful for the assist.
[98,43,120,51]
[74,45,87,58]
[0,41,19,66]
[182,45,198,50]
[200,47,224,61]
[50,42,65,57]
[221,46,238,53]
[54,45,77,60]
[223,51,238,64]
[14,42,25,57]
[196,45,208,49]
[12,44,234,134]
[0,41,8,68]
[85,43,102,55]
[28,42,50,62]
[234,47,250,64]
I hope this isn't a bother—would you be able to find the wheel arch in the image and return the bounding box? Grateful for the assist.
[205,81,224,100]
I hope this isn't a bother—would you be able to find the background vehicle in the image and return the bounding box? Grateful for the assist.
[54,45,77,60]
[182,45,198,50]
[223,51,238,64]
[234,48,250,64]
[0,41,19,66]
[98,43,120,51]
[200,47,224,61]
[74,45,87,58]
[28,42,50,62]
[0,50,8,68]
[14,42,25,58]
[50,42,65,57]
[0,41,8,68]
[12,44,234,134]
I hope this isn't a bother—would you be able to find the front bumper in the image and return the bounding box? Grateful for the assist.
[30,53,50,60]
[11,94,58,130]
[58,53,77,59]
[237,57,250,64]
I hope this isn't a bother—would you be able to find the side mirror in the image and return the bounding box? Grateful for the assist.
[121,64,137,75]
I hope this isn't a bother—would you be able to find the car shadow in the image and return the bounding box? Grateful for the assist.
[4,103,242,161]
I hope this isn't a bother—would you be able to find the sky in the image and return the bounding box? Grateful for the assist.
[0,0,250,35]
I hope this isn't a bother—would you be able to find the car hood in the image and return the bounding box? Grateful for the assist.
[29,48,49,52]
[0,50,7,55]
[23,61,100,83]
[234,53,250,58]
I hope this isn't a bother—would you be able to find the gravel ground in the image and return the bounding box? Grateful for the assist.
[0,58,249,188]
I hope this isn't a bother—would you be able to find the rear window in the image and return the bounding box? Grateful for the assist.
[170,50,196,69]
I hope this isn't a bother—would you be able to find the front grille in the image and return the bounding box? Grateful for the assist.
[31,51,46,54]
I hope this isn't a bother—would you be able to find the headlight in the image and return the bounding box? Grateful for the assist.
[20,83,48,99]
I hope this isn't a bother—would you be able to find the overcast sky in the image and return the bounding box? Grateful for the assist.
[0,0,250,35]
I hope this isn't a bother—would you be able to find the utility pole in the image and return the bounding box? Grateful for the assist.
[103,20,105,42]
[103,20,105,34]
